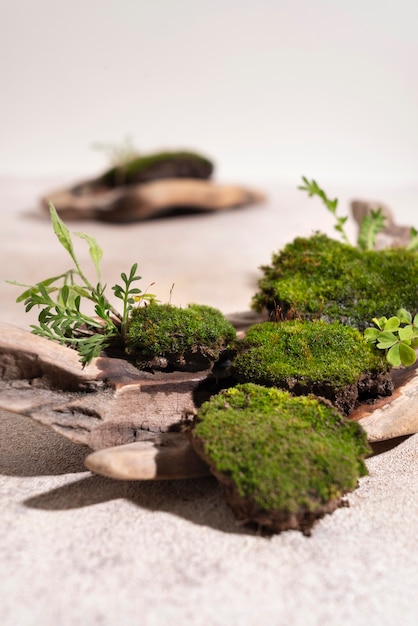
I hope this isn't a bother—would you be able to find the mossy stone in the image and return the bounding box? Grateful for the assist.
[231,320,392,414]
[191,383,371,534]
[125,303,236,371]
[252,233,418,329]
[101,151,213,187]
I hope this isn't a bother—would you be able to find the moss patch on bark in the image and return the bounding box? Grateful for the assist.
[231,320,392,414]
[191,383,370,534]
[252,233,418,329]
[126,303,236,371]
[101,150,213,187]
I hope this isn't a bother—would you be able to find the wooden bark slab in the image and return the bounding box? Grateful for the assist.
[2,322,418,480]
[41,178,265,222]
[0,322,216,451]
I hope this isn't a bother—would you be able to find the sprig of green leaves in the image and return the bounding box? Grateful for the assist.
[92,135,139,185]
[364,308,418,367]
[357,207,386,251]
[111,263,156,340]
[406,226,418,251]
[299,176,388,250]
[298,176,350,245]
[7,203,155,365]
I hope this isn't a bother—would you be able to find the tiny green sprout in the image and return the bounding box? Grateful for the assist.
[364,308,418,367]
[298,176,350,245]
[406,226,418,252]
[299,176,387,250]
[356,207,386,251]
[92,135,139,185]
[7,203,155,365]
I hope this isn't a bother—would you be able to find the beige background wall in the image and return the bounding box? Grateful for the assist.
[1,0,418,184]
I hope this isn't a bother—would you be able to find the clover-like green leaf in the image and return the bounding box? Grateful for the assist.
[372,316,387,330]
[398,325,415,342]
[399,342,417,367]
[386,343,401,366]
[376,331,398,349]
[364,327,380,342]
[397,308,412,324]
[383,316,400,332]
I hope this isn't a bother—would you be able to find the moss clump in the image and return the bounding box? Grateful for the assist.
[252,233,418,329]
[101,150,214,187]
[125,303,236,371]
[231,320,392,414]
[191,383,370,534]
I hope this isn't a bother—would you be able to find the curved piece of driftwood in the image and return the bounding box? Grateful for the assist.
[351,364,418,441]
[41,178,265,222]
[84,433,210,480]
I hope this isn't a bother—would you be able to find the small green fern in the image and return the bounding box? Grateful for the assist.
[299,176,388,250]
[7,203,155,365]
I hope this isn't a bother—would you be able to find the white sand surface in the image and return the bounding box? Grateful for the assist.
[1,177,418,625]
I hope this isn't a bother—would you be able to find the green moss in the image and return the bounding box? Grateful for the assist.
[101,150,214,186]
[252,233,418,329]
[192,384,370,530]
[125,303,236,370]
[232,320,389,390]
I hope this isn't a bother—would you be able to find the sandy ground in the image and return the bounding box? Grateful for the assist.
[1,176,418,625]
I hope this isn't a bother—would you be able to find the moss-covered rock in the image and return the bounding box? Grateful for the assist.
[125,303,236,371]
[231,320,392,414]
[101,150,214,187]
[191,383,371,534]
[252,233,418,329]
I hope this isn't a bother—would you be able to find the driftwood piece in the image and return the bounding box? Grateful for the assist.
[0,322,216,451]
[2,322,418,480]
[351,363,418,441]
[351,199,412,249]
[84,434,210,480]
[41,178,265,222]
